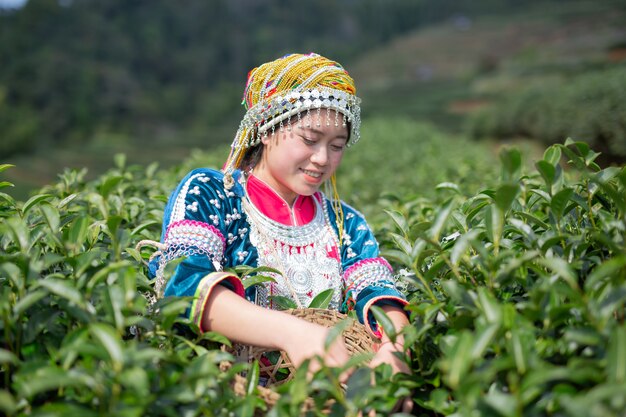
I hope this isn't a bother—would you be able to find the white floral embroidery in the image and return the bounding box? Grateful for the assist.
[346,247,356,259]
[217,190,225,200]
[364,240,375,246]
[343,232,353,245]
[227,233,237,244]
[346,212,355,220]
[189,186,201,195]
[357,224,368,231]
[198,176,211,183]
[237,251,249,262]
[225,189,236,197]
[186,201,199,212]
[209,214,219,225]
[238,227,248,238]
[225,209,242,225]
[209,199,221,209]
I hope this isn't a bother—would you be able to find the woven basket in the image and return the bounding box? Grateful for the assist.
[228,308,379,407]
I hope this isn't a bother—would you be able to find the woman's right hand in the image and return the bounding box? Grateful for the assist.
[280,319,351,377]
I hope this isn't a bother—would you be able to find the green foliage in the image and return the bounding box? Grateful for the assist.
[1,121,625,415]
[468,66,626,162]
[380,139,626,416]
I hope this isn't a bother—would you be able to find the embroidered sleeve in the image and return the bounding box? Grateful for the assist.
[339,203,407,337]
[151,169,244,331]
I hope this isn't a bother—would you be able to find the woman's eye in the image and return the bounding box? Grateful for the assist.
[302,137,316,145]
[331,144,345,152]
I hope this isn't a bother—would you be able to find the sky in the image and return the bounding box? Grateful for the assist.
[0,0,27,9]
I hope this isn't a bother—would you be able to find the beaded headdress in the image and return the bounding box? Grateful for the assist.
[223,53,361,188]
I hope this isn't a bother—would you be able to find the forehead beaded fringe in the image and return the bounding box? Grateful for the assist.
[223,53,361,189]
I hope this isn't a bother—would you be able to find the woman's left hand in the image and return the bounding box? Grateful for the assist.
[369,340,411,375]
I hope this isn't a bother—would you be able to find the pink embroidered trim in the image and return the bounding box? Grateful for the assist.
[162,219,226,265]
[191,272,244,332]
[344,257,392,280]
[165,219,226,247]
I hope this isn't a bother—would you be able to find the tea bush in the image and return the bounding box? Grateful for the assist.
[467,66,626,163]
[1,119,625,416]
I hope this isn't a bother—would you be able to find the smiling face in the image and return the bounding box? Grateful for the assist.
[252,110,348,205]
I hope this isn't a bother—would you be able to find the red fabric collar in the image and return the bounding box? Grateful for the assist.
[246,174,316,226]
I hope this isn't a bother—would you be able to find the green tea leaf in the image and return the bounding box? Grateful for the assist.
[500,147,522,180]
[38,278,85,307]
[0,348,18,365]
[99,175,124,198]
[471,324,499,360]
[543,145,562,166]
[370,305,397,341]
[550,188,574,219]
[535,160,556,189]
[13,289,47,317]
[22,193,52,214]
[308,288,334,309]
[0,389,16,416]
[89,323,124,371]
[477,288,502,324]
[585,256,626,291]
[242,274,277,289]
[268,295,298,310]
[494,182,519,213]
[0,164,15,173]
[608,325,626,383]
[384,209,409,235]
[247,360,260,396]
[429,198,455,242]
[538,257,578,290]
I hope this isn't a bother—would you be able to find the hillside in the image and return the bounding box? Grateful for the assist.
[350,2,626,126]
[3,1,626,197]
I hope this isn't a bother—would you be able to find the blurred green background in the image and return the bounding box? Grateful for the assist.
[1,0,625,198]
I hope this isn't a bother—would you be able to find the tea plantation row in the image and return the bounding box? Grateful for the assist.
[1,119,625,416]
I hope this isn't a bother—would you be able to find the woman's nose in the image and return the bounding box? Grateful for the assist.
[310,146,328,165]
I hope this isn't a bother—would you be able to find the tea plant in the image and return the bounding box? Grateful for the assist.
[381,139,626,416]
[1,124,625,416]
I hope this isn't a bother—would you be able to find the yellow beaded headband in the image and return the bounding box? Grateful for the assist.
[223,53,361,188]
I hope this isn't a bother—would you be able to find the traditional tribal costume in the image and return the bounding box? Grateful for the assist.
[148,53,407,337]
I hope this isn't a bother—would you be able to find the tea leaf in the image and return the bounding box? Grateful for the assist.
[370,305,397,341]
[247,360,260,396]
[500,147,522,180]
[538,257,578,290]
[550,188,574,219]
[607,325,626,383]
[0,164,15,173]
[89,323,124,371]
[385,210,409,235]
[38,278,85,307]
[308,288,334,309]
[242,275,277,289]
[471,324,500,360]
[267,295,298,310]
[99,175,124,198]
[543,145,562,166]
[494,182,519,213]
[0,390,16,416]
[535,160,556,188]
[429,198,455,242]
[22,193,52,214]
[0,348,18,365]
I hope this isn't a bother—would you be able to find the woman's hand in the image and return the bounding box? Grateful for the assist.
[369,340,411,375]
[281,320,352,378]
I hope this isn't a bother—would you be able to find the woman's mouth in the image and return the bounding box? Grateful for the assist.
[302,169,322,179]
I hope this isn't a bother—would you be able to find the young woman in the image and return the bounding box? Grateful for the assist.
[149,53,410,375]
